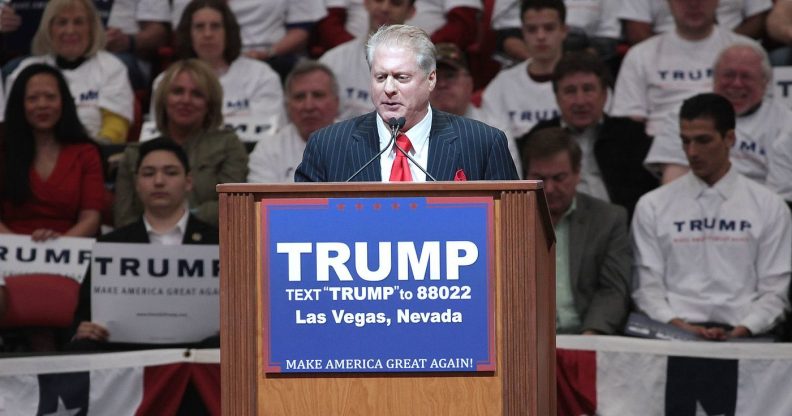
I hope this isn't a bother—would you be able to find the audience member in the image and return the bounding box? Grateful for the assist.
[430,42,522,173]
[0,64,105,351]
[295,24,518,182]
[611,0,754,137]
[248,61,340,182]
[5,0,135,144]
[102,0,171,89]
[311,0,367,54]
[646,43,792,185]
[171,0,327,80]
[522,127,631,335]
[153,0,285,125]
[524,51,657,217]
[491,0,621,64]
[766,0,792,66]
[632,93,791,340]
[619,0,771,45]
[115,59,248,227]
[1,64,104,239]
[481,0,566,143]
[70,138,219,351]
[406,0,481,50]
[320,0,416,120]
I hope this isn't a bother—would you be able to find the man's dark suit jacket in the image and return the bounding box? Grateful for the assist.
[523,116,658,217]
[568,193,632,334]
[67,215,219,351]
[295,109,519,182]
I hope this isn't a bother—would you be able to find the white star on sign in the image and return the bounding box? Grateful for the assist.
[42,397,81,416]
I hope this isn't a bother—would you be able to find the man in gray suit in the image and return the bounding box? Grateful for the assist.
[294,24,518,182]
[522,127,631,334]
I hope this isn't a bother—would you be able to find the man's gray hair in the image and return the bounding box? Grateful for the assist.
[714,42,772,85]
[365,24,436,75]
[285,59,340,98]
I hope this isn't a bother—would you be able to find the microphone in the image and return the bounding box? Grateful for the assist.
[392,125,437,182]
[345,117,405,182]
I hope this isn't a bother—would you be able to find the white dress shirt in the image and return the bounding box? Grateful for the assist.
[144,208,190,246]
[378,108,432,182]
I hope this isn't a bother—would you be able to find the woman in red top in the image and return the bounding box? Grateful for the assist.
[0,64,105,240]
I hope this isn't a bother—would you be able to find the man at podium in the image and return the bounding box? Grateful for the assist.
[294,24,518,182]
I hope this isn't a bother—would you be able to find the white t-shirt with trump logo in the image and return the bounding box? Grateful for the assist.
[631,168,791,335]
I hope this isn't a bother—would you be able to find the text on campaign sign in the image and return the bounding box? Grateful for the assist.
[261,197,495,373]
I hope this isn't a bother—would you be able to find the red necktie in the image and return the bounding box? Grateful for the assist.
[389,133,413,182]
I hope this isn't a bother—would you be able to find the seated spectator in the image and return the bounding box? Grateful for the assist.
[632,93,791,340]
[647,43,792,185]
[522,127,631,335]
[103,0,171,89]
[248,61,339,183]
[611,0,754,137]
[320,0,416,120]
[152,0,285,126]
[311,0,367,55]
[0,64,105,351]
[491,0,621,65]
[115,59,248,227]
[1,64,104,239]
[619,0,771,45]
[69,138,219,351]
[524,51,657,217]
[766,0,792,66]
[406,0,481,50]
[430,42,522,173]
[5,0,135,145]
[171,0,327,81]
[481,0,566,145]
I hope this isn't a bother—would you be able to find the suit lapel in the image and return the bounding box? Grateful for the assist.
[350,113,383,182]
[427,110,460,181]
[568,195,588,295]
[128,219,152,243]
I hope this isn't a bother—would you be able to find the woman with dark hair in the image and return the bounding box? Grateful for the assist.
[151,0,285,125]
[0,63,104,240]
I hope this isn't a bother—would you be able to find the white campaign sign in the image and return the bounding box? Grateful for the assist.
[222,114,280,142]
[0,235,95,281]
[91,243,220,344]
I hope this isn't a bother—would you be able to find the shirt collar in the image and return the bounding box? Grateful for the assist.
[558,196,578,225]
[377,105,433,156]
[688,165,739,200]
[143,207,190,240]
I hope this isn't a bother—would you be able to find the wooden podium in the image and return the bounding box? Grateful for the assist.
[217,181,555,415]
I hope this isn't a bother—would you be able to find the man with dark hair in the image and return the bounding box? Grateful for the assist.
[481,0,567,143]
[70,137,218,350]
[632,93,791,340]
[523,51,657,217]
[523,127,631,335]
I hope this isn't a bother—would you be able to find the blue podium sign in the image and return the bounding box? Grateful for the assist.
[260,196,495,373]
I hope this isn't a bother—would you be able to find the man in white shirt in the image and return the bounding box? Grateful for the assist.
[611,0,754,137]
[632,93,791,340]
[645,43,792,185]
[430,42,522,172]
[248,61,340,182]
[481,0,567,143]
[619,0,771,45]
[320,0,416,120]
